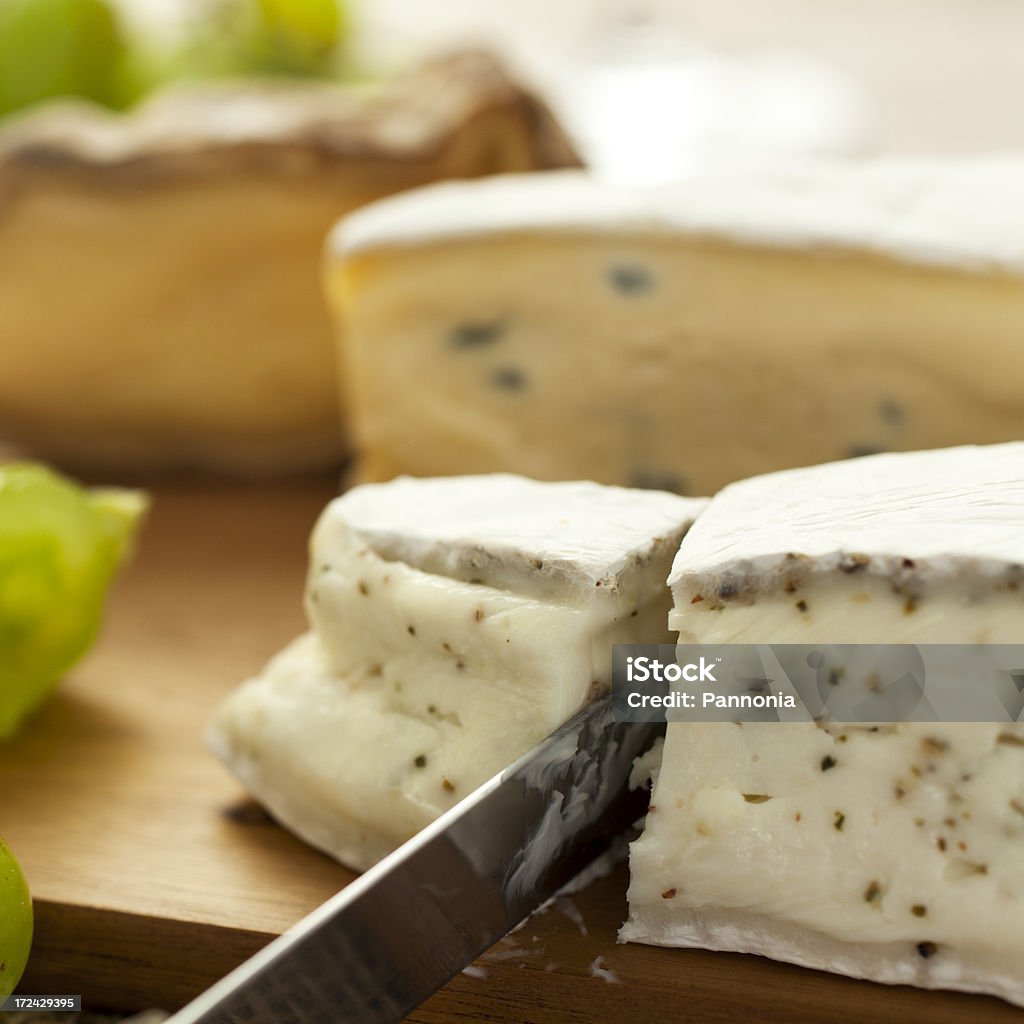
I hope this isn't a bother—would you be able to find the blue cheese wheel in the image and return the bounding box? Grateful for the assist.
[328,163,1024,494]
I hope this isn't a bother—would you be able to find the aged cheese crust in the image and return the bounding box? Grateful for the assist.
[0,52,578,474]
[209,475,703,870]
[0,51,577,183]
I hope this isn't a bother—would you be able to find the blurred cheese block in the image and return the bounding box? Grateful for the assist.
[208,474,703,870]
[624,443,1024,1006]
[328,162,1024,495]
[0,52,577,474]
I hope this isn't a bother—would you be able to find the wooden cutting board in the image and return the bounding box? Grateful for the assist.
[0,482,1017,1022]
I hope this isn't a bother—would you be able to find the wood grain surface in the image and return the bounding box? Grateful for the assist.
[1,481,352,1010]
[0,482,1018,1021]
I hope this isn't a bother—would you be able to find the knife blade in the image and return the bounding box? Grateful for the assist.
[167,695,661,1024]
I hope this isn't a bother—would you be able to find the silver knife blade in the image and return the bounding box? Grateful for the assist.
[167,696,661,1024]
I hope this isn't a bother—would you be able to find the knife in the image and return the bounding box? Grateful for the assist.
[167,696,662,1024]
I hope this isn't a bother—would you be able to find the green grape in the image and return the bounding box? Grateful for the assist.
[0,0,133,117]
[182,0,348,81]
[259,0,341,51]
[0,835,31,998]
[248,0,347,77]
[0,465,147,739]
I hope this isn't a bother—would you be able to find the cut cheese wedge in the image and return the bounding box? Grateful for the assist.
[623,442,1024,1006]
[0,52,577,474]
[328,163,1024,495]
[209,474,703,870]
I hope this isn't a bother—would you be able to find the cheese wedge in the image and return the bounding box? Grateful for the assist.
[0,52,577,474]
[209,474,703,870]
[623,443,1024,1006]
[328,163,1024,495]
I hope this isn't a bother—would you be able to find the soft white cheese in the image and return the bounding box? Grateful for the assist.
[626,443,1024,1006]
[209,474,703,870]
[624,722,1024,1003]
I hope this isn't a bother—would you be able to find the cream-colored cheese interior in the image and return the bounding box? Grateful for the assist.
[213,567,670,870]
[331,234,1024,494]
[671,575,1024,644]
[628,555,1024,1004]
[625,720,1024,998]
[0,173,373,471]
[307,528,673,741]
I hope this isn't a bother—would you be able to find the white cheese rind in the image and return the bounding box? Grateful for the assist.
[669,442,1024,605]
[210,474,703,870]
[318,474,700,603]
[331,162,1024,275]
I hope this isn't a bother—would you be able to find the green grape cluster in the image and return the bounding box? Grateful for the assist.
[182,0,348,80]
[0,464,147,739]
[0,0,134,118]
[0,0,352,120]
[0,835,31,999]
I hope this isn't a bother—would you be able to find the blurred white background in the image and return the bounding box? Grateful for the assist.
[113,0,1024,177]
